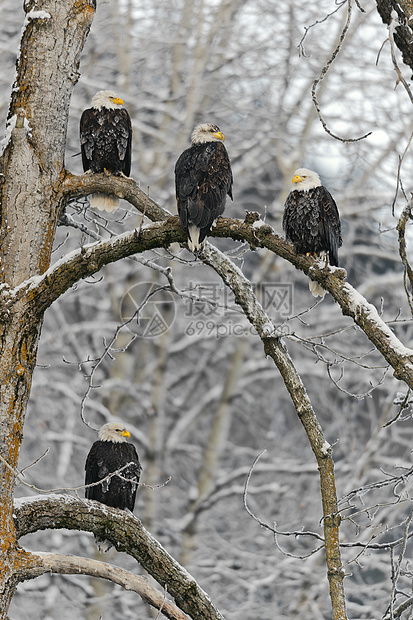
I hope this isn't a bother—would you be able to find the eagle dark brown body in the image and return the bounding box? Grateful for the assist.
[283,184,342,266]
[85,440,141,511]
[80,107,132,176]
[175,124,233,252]
[80,91,132,212]
[85,422,141,551]
[283,168,342,298]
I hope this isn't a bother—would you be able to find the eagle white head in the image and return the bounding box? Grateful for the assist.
[91,91,124,111]
[98,422,131,443]
[291,168,322,192]
[191,123,225,145]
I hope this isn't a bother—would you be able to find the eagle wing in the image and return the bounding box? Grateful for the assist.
[316,186,342,266]
[114,109,132,176]
[84,440,106,501]
[80,108,97,171]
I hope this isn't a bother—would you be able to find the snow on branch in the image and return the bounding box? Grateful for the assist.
[14,494,225,620]
[8,173,413,389]
[60,171,170,223]
[208,214,413,388]
[3,216,185,316]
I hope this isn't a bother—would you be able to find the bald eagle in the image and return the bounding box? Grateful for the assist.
[175,123,233,253]
[85,421,141,552]
[283,168,342,298]
[80,91,132,212]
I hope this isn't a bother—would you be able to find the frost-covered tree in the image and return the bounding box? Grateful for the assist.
[1,1,413,619]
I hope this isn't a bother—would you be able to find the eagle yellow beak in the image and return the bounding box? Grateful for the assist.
[292,174,302,184]
[110,97,124,106]
[122,430,131,438]
[212,131,225,142]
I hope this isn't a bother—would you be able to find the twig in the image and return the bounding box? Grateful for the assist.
[243,451,326,560]
[311,0,372,142]
[397,198,413,314]
[391,131,413,215]
[0,452,170,495]
[326,363,389,399]
[385,510,413,619]
[389,11,413,104]
[298,1,347,57]
[154,585,168,620]
[384,388,412,427]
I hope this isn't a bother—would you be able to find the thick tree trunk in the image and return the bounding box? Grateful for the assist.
[0,1,94,614]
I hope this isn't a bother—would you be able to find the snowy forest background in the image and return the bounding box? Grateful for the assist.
[2,0,413,618]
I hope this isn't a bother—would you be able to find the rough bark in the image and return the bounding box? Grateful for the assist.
[14,495,224,620]
[397,198,413,314]
[1,1,95,286]
[0,2,95,614]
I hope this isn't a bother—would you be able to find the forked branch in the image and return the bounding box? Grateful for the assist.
[13,495,224,620]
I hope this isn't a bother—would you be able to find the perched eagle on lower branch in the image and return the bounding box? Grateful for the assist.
[175,123,233,253]
[282,168,342,298]
[80,90,132,212]
[85,421,141,552]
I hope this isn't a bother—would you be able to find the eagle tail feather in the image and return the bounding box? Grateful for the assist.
[309,278,326,298]
[90,193,119,213]
[187,225,206,253]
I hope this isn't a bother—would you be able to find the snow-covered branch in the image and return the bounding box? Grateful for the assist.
[14,494,225,620]
[60,170,170,223]
[9,178,413,389]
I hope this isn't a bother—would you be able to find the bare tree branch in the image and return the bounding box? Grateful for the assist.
[199,245,348,619]
[5,196,413,389]
[60,171,170,223]
[25,552,189,620]
[13,495,225,620]
[397,198,413,314]
[311,0,372,142]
